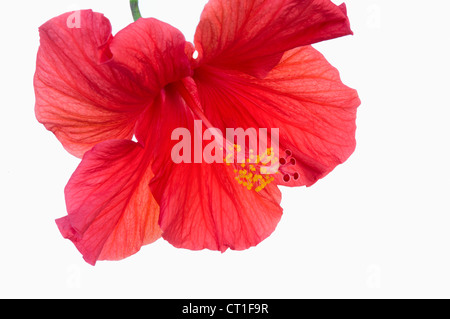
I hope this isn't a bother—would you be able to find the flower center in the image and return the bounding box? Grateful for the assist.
[225,147,300,192]
[224,145,278,192]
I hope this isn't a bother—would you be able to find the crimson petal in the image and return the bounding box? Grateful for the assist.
[194,46,360,186]
[56,140,160,265]
[195,0,352,77]
[35,10,191,157]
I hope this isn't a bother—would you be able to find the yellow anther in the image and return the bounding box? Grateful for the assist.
[230,147,277,193]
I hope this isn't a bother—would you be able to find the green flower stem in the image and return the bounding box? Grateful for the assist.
[130,0,142,21]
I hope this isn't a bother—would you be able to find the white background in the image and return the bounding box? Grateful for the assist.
[0,0,449,298]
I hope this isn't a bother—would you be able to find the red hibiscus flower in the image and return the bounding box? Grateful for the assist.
[34,0,360,265]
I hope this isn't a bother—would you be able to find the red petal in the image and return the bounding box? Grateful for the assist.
[35,10,190,157]
[137,82,283,251]
[194,46,360,186]
[110,18,192,95]
[56,140,160,265]
[194,0,353,77]
[153,162,283,251]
